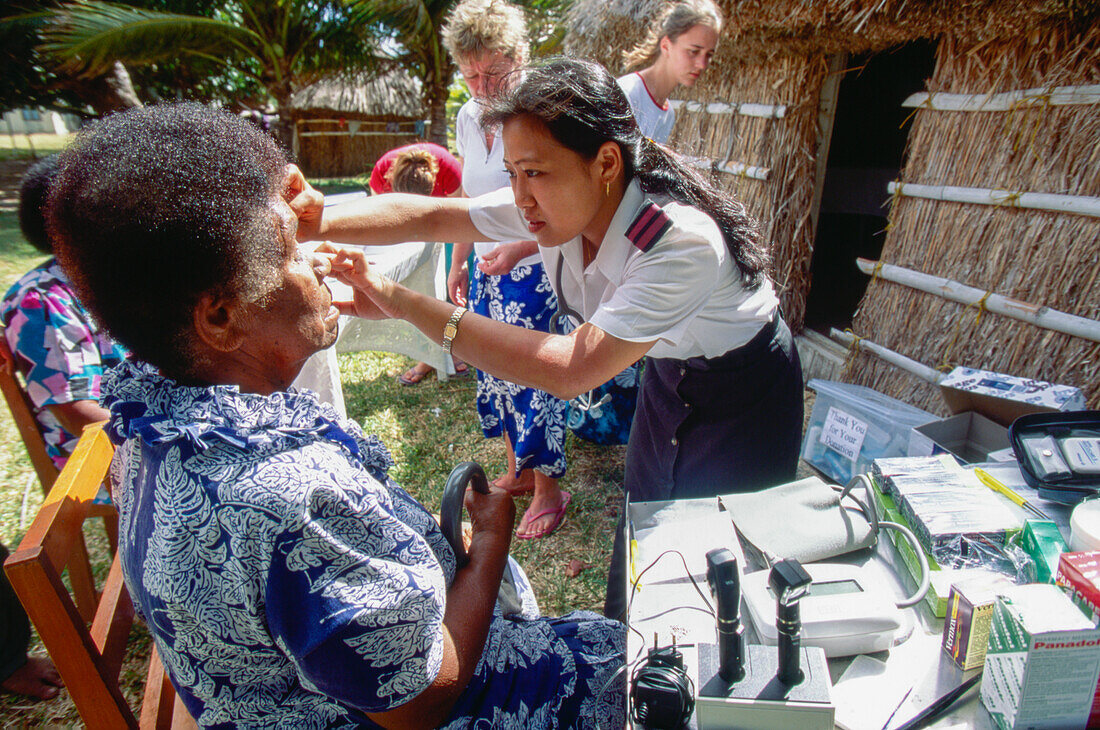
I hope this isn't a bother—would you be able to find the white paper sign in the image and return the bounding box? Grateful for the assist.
[821,406,868,461]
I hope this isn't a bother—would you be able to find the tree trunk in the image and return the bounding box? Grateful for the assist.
[58,61,143,115]
[427,81,449,146]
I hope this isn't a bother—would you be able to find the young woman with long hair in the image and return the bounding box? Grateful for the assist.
[287,57,803,619]
[617,0,722,143]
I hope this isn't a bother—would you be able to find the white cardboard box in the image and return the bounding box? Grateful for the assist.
[939,367,1086,428]
[980,583,1100,730]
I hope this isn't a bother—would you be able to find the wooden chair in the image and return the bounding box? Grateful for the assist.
[4,425,196,729]
[0,331,117,622]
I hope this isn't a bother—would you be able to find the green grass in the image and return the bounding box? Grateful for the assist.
[0,181,622,724]
[0,133,71,161]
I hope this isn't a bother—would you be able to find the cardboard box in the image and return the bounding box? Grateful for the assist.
[909,411,1011,464]
[943,574,1013,670]
[1021,520,1068,584]
[938,367,1087,428]
[1056,551,1100,623]
[980,583,1100,730]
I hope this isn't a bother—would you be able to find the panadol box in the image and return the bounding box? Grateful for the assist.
[980,583,1100,729]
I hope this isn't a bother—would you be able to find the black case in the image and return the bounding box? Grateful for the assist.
[1008,411,1100,504]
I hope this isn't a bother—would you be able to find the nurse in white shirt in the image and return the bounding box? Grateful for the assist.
[441,0,572,541]
[288,57,803,619]
[616,0,721,143]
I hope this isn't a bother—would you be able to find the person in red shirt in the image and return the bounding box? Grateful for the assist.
[369,142,462,197]
[371,144,471,384]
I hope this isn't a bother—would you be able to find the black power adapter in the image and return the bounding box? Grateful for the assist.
[630,643,695,729]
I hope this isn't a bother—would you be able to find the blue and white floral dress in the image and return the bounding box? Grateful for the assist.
[471,263,570,477]
[102,360,624,729]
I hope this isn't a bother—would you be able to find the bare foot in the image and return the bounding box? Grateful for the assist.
[493,471,535,495]
[1,657,63,700]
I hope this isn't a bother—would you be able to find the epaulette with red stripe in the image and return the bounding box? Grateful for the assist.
[625,202,672,253]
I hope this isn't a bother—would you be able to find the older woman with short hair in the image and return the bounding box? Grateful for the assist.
[442,0,573,540]
[49,102,624,730]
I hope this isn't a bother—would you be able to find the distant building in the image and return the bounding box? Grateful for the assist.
[289,68,429,178]
[2,109,80,135]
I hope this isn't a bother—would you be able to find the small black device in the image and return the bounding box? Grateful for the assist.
[769,558,812,686]
[705,547,745,682]
[630,639,695,729]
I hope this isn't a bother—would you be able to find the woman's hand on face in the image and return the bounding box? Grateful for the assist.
[319,243,401,320]
[447,262,469,307]
[282,164,325,242]
[464,486,515,546]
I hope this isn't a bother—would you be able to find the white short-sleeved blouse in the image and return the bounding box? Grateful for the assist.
[617,73,676,144]
[454,99,540,266]
[469,180,778,360]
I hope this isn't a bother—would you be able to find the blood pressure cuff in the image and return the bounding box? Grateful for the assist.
[719,476,877,564]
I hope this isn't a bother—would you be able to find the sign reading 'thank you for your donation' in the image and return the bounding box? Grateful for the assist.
[821,406,868,461]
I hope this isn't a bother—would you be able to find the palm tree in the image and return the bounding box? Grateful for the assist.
[351,0,456,145]
[42,0,384,146]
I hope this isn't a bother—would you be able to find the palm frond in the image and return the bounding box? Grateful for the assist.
[42,1,263,76]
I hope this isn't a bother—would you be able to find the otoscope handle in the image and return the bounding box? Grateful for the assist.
[706,548,745,683]
[776,601,804,685]
[440,462,491,569]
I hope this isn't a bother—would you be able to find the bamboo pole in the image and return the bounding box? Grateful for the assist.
[856,258,1100,343]
[669,99,787,118]
[829,329,944,383]
[902,83,1100,112]
[887,181,1100,219]
[683,155,770,180]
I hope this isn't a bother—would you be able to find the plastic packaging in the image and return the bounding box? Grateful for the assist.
[802,380,938,484]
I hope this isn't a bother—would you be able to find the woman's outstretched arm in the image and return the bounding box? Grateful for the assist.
[323,244,654,400]
[283,164,486,245]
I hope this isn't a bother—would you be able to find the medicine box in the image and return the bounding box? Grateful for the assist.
[980,583,1100,730]
[943,574,1013,670]
[1020,520,1068,584]
[938,367,1086,428]
[1056,551,1100,624]
[801,379,937,485]
[909,411,1011,465]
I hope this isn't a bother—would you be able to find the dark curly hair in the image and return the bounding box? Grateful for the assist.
[19,155,60,255]
[48,103,288,381]
[481,57,769,290]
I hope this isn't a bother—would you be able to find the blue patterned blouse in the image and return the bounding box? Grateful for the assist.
[102,360,625,729]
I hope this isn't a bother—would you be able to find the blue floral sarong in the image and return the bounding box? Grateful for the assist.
[472,261,568,478]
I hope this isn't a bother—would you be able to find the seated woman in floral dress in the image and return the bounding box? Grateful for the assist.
[47,102,625,729]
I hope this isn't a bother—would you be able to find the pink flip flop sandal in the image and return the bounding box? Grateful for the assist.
[516,491,571,540]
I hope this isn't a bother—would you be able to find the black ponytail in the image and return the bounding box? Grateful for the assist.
[481,56,769,290]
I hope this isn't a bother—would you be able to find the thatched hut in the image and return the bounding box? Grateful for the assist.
[289,69,427,178]
[566,0,1100,411]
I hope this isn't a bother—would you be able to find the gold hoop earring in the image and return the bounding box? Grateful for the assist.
[605,182,610,197]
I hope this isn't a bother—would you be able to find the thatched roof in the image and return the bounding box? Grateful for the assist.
[289,68,424,119]
[566,0,1099,69]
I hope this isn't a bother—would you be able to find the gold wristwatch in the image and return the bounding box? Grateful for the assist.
[442,307,466,354]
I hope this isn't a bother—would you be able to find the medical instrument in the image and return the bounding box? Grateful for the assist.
[771,559,812,684]
[696,557,835,729]
[705,548,745,682]
[549,258,611,413]
[741,561,907,658]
